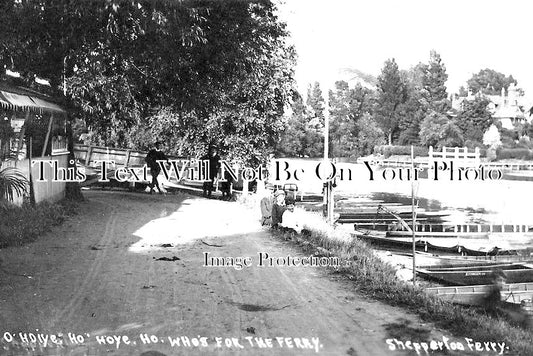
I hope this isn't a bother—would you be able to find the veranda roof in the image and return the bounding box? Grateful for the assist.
[0,84,65,114]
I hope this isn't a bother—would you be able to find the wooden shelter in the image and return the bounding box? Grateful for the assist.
[0,81,69,204]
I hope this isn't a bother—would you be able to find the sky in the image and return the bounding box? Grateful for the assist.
[277,0,533,96]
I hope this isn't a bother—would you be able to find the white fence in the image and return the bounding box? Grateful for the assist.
[428,146,480,167]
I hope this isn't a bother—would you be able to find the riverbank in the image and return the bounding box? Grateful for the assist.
[1,190,470,356]
[269,207,533,355]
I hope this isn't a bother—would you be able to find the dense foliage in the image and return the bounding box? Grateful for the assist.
[0,0,296,165]
[466,69,518,96]
[277,50,530,157]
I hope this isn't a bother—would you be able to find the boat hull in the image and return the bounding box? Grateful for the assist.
[426,282,533,305]
[417,263,533,285]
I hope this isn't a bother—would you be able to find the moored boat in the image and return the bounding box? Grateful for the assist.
[394,251,533,266]
[417,263,533,285]
[426,282,533,305]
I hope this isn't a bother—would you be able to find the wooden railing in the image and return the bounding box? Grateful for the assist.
[428,146,480,167]
[74,144,151,167]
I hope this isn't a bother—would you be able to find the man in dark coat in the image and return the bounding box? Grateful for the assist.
[145,142,168,194]
[201,148,220,197]
[220,169,234,200]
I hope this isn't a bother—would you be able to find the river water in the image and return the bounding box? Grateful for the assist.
[272,159,533,225]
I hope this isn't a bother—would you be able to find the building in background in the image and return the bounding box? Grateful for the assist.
[452,84,533,130]
[0,81,69,204]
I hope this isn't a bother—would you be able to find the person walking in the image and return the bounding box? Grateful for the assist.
[145,142,168,194]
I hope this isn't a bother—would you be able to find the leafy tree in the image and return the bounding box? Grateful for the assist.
[467,69,518,95]
[355,114,385,156]
[329,81,373,156]
[0,1,295,165]
[397,64,426,145]
[275,92,323,158]
[419,111,463,148]
[375,58,407,145]
[454,97,493,144]
[397,51,450,145]
[457,86,469,97]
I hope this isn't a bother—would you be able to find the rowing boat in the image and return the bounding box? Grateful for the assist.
[417,263,533,285]
[426,282,533,305]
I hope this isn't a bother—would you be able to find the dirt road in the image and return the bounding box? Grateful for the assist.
[0,191,483,356]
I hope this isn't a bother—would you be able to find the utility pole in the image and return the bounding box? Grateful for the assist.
[411,145,416,286]
[323,90,333,224]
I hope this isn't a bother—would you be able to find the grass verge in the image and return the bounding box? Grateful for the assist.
[271,208,533,356]
[0,199,79,248]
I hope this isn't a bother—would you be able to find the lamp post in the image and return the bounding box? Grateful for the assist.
[323,88,334,224]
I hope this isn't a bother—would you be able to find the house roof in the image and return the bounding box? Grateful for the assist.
[493,105,524,119]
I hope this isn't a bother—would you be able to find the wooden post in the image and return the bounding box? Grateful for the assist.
[28,137,35,206]
[242,179,249,195]
[41,114,54,157]
[125,150,132,166]
[323,89,333,224]
[411,145,416,286]
[16,126,26,160]
[16,112,31,159]
[86,145,93,165]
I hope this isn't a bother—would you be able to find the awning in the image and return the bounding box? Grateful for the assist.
[0,90,65,114]
[0,92,11,110]
[30,96,65,113]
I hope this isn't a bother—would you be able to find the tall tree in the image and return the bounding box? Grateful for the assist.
[397,64,426,145]
[422,50,450,113]
[355,114,385,156]
[306,82,325,125]
[275,92,323,158]
[375,58,407,145]
[329,81,373,156]
[454,97,493,145]
[467,69,518,95]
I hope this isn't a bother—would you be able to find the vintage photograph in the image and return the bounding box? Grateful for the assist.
[1,0,533,355]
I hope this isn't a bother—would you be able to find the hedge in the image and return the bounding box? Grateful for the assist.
[496,148,533,160]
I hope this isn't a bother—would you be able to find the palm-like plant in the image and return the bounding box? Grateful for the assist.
[0,166,29,202]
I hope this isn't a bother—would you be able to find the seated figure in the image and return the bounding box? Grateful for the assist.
[279,195,303,233]
[260,191,273,226]
[271,190,287,227]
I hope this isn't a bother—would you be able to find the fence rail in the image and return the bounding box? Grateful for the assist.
[372,146,533,171]
[428,146,480,166]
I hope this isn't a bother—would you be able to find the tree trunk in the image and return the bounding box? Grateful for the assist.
[65,117,84,201]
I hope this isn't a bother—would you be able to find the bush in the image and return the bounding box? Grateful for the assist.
[0,200,78,247]
[373,145,429,158]
[496,148,533,160]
